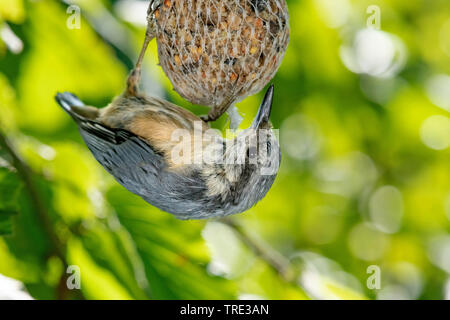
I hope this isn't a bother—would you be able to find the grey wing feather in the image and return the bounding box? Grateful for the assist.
[80,120,214,219]
[56,92,213,219]
[77,119,211,215]
[80,126,164,193]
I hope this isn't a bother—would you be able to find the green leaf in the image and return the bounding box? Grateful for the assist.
[15,0,126,134]
[0,0,25,23]
[106,185,237,300]
[0,167,22,235]
[78,222,151,299]
[0,214,13,235]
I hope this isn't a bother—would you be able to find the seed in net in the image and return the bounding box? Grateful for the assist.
[150,0,290,121]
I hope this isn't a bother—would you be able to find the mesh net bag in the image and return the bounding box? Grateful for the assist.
[151,0,290,108]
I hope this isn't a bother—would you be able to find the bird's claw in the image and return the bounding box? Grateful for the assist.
[126,68,141,97]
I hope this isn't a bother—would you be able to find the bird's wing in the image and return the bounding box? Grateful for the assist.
[84,120,168,195]
[80,125,213,219]
[55,92,212,219]
[55,92,166,195]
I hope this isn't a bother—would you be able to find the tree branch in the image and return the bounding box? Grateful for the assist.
[0,130,82,299]
[220,217,297,284]
[0,132,63,255]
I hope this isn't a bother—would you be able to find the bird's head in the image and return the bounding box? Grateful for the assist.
[226,85,280,176]
[200,85,280,213]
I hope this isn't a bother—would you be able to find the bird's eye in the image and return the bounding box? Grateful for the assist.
[266,141,272,156]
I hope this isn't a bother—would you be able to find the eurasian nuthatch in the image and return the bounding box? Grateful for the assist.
[55,80,280,219]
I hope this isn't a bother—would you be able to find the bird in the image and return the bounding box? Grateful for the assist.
[55,78,280,219]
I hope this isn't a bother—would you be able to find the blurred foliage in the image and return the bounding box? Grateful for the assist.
[0,0,449,300]
[0,167,22,235]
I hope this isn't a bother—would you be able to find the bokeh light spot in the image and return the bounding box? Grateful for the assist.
[340,29,407,78]
[426,74,450,112]
[428,235,450,273]
[445,194,450,222]
[348,223,389,261]
[281,114,322,161]
[369,186,403,234]
[315,152,377,197]
[440,18,450,57]
[114,0,148,27]
[314,0,351,29]
[420,115,450,150]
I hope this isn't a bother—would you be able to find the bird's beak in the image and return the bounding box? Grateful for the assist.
[252,85,274,129]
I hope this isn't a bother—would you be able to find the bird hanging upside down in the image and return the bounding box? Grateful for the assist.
[55,70,280,219]
[55,2,281,219]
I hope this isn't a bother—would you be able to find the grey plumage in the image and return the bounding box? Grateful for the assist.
[55,86,280,220]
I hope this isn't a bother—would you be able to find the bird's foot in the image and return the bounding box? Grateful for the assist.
[200,114,211,122]
[126,68,141,97]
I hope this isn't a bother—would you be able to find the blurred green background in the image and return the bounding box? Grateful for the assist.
[0,0,449,300]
